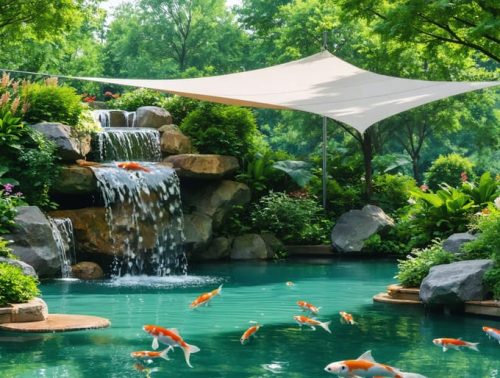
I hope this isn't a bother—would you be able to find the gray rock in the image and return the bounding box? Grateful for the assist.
[261,232,284,258]
[164,154,239,179]
[183,180,251,228]
[0,257,37,277]
[420,259,494,305]
[443,232,477,254]
[159,124,193,155]
[331,205,394,252]
[30,122,91,161]
[136,106,172,129]
[5,206,61,278]
[196,237,232,260]
[183,212,213,251]
[231,234,269,260]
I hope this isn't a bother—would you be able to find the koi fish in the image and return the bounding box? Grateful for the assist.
[339,311,356,325]
[130,348,170,361]
[432,338,479,352]
[117,161,151,173]
[286,281,294,287]
[240,323,261,344]
[189,284,223,309]
[293,315,331,333]
[297,300,320,315]
[143,325,200,368]
[75,159,101,167]
[324,350,427,378]
[483,326,500,343]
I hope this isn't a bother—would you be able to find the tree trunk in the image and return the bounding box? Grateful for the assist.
[412,154,420,183]
[361,131,373,199]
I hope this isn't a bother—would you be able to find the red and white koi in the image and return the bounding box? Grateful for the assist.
[324,350,427,378]
[130,348,170,361]
[240,323,261,344]
[432,338,479,352]
[293,315,331,333]
[483,326,500,344]
[339,311,356,325]
[297,300,320,315]
[189,284,223,309]
[143,325,200,368]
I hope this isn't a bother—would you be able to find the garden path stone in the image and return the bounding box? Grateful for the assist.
[420,259,494,305]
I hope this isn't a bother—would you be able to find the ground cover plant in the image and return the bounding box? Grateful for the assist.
[0,263,40,306]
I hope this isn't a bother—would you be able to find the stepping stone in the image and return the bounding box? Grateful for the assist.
[0,314,110,333]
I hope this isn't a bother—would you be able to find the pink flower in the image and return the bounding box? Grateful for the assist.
[14,192,23,197]
[460,171,468,183]
[420,184,429,192]
[3,183,14,193]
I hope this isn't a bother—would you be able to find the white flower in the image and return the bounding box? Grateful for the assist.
[495,196,500,210]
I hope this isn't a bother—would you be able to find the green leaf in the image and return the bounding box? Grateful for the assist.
[272,160,313,188]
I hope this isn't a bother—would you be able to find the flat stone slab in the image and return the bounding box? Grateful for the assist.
[373,292,422,305]
[0,314,110,333]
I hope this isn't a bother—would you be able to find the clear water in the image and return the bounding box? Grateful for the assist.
[0,260,498,378]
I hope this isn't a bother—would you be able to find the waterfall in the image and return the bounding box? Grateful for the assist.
[90,163,187,277]
[48,217,76,278]
[92,110,137,128]
[94,128,162,162]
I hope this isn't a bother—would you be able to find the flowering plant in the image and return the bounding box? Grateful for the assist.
[0,183,25,234]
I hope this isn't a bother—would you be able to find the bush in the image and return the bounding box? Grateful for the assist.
[22,80,83,126]
[0,237,15,259]
[395,241,457,288]
[181,103,258,158]
[160,95,201,125]
[109,88,164,111]
[0,263,40,306]
[424,153,474,190]
[251,192,333,244]
[372,173,418,214]
[0,183,25,234]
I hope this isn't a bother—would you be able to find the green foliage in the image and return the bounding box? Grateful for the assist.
[461,172,500,208]
[0,183,25,234]
[396,241,456,288]
[0,263,40,306]
[160,96,201,125]
[272,160,313,188]
[484,268,500,300]
[0,237,15,259]
[22,81,83,126]
[251,192,333,244]
[372,174,417,214]
[237,151,285,196]
[0,112,26,149]
[74,109,102,136]
[181,103,259,158]
[463,211,500,260]
[424,153,475,190]
[109,88,164,111]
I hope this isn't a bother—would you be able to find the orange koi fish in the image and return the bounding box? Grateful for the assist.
[76,159,102,167]
[189,284,223,309]
[433,338,479,352]
[240,323,261,345]
[339,311,356,325]
[293,315,331,333]
[483,326,500,343]
[117,161,151,173]
[130,348,170,361]
[143,325,200,368]
[325,350,427,378]
[297,300,320,315]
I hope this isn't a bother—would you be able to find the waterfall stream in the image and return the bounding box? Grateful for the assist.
[48,217,76,278]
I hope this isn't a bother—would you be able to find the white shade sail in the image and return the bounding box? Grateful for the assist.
[76,51,497,133]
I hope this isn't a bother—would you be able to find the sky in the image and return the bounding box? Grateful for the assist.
[101,0,243,12]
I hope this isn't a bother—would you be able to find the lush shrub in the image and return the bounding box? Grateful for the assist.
[160,95,201,125]
[0,237,15,259]
[251,192,333,244]
[109,88,164,111]
[424,153,474,190]
[0,263,40,306]
[484,267,500,300]
[181,103,258,158]
[372,174,418,214]
[395,241,457,288]
[461,172,499,208]
[0,183,25,234]
[74,108,102,135]
[22,80,83,126]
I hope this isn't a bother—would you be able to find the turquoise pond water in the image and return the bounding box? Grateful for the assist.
[0,259,498,377]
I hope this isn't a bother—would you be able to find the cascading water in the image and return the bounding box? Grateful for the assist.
[94,128,162,162]
[48,217,76,278]
[92,110,137,128]
[90,163,187,276]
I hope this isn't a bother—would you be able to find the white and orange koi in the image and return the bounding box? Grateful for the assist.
[432,338,479,352]
[293,315,331,333]
[339,311,356,325]
[286,281,294,287]
[324,350,427,378]
[130,348,170,361]
[240,323,261,344]
[483,326,500,344]
[143,325,200,368]
[189,284,223,309]
[297,300,320,315]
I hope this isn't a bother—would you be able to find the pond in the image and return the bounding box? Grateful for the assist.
[0,259,498,377]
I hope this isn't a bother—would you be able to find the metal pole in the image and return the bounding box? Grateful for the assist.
[321,31,328,209]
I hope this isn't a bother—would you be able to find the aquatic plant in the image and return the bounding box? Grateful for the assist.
[0,263,40,306]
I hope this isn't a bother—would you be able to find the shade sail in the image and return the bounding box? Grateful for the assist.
[75,51,497,133]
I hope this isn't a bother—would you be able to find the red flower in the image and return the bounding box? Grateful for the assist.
[83,95,96,103]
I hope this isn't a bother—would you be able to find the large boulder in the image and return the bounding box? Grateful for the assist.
[331,205,394,252]
[420,259,494,305]
[30,123,91,161]
[443,232,477,254]
[194,237,232,261]
[71,261,104,280]
[136,106,173,129]
[0,257,37,278]
[165,154,239,179]
[5,206,61,278]
[261,232,284,259]
[159,124,192,155]
[51,165,97,194]
[183,212,213,251]
[231,234,269,260]
[183,180,250,228]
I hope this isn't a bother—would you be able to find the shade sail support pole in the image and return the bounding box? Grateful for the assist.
[321,31,328,209]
